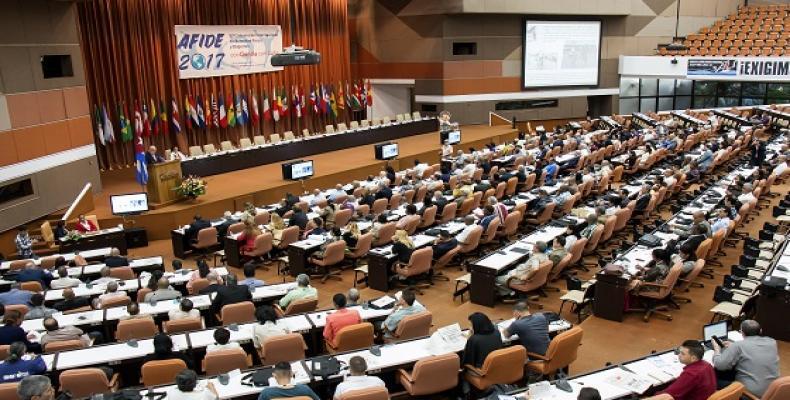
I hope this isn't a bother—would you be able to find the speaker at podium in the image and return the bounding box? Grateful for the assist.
[146,160,182,207]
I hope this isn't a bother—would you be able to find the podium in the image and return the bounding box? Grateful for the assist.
[146,160,182,207]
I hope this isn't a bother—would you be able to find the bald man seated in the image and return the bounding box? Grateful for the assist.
[143,278,182,302]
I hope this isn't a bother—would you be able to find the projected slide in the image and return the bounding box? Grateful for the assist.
[523,20,601,88]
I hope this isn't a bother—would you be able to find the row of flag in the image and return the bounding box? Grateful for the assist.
[94,81,374,146]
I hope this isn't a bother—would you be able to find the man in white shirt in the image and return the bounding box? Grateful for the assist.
[772,155,787,176]
[169,146,187,160]
[456,216,478,245]
[168,298,201,321]
[50,266,82,289]
[206,327,241,353]
[333,356,385,399]
[94,281,127,308]
[710,208,731,234]
[90,267,119,286]
[663,169,677,188]
[737,183,757,204]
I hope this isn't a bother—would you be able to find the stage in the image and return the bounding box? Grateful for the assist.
[93,124,519,241]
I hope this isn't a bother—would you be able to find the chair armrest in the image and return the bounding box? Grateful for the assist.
[527,352,550,361]
[638,282,668,290]
[464,364,485,377]
[395,368,414,383]
[741,390,758,400]
[108,373,120,389]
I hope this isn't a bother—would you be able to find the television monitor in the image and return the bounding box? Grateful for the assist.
[282,160,314,180]
[703,321,728,342]
[375,142,399,160]
[441,129,461,145]
[522,20,601,88]
[110,192,149,215]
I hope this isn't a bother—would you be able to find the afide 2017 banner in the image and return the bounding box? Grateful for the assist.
[175,25,283,79]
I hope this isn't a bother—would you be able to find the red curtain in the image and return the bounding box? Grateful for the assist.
[77,0,351,170]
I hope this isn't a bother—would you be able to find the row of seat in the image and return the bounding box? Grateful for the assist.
[658,46,785,57]
[184,111,424,157]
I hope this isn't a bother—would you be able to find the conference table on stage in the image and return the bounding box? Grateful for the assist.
[179,117,438,177]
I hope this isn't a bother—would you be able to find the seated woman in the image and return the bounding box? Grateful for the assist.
[73,214,98,233]
[342,222,361,253]
[671,243,697,276]
[237,221,262,257]
[462,313,503,368]
[186,259,223,293]
[0,311,41,353]
[268,213,287,245]
[252,305,290,349]
[630,248,671,292]
[165,369,218,400]
[0,342,46,383]
[390,230,415,265]
[142,333,193,369]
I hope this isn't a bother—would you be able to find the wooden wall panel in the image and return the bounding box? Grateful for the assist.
[36,90,66,124]
[0,131,19,167]
[12,125,47,161]
[43,120,72,155]
[63,86,89,118]
[66,116,93,147]
[6,92,40,128]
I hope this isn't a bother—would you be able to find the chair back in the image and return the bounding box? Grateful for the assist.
[277,226,300,250]
[458,225,484,254]
[337,387,390,400]
[203,348,250,375]
[419,206,438,228]
[477,345,527,386]
[228,222,246,235]
[269,133,282,144]
[282,297,318,316]
[371,198,388,215]
[549,253,574,281]
[109,266,135,280]
[523,173,536,190]
[599,215,616,243]
[480,217,501,244]
[40,255,59,269]
[141,359,187,386]
[220,301,256,324]
[613,208,631,232]
[188,145,203,156]
[253,135,266,145]
[203,144,217,154]
[761,376,790,400]
[696,238,713,260]
[0,382,19,400]
[333,322,375,352]
[254,211,271,225]
[708,229,726,258]
[195,227,219,248]
[334,209,353,228]
[612,165,624,182]
[239,138,252,148]
[44,339,85,353]
[494,182,507,200]
[247,233,274,258]
[399,247,433,278]
[59,368,113,398]
[499,211,521,238]
[189,278,210,295]
[439,202,458,224]
[9,260,31,271]
[415,186,428,204]
[707,382,745,400]
[540,326,584,376]
[675,259,705,292]
[393,311,432,340]
[457,198,475,218]
[531,203,556,225]
[19,281,43,292]
[434,246,461,270]
[283,131,296,141]
[582,225,605,256]
[220,141,234,151]
[260,333,307,365]
[403,353,460,396]
[0,345,9,359]
[163,317,203,333]
[373,223,397,247]
[101,295,132,309]
[116,317,158,340]
[510,259,553,293]
[389,193,402,210]
[315,240,347,266]
[347,233,373,259]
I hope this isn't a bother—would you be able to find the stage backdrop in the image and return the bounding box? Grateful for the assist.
[77,0,350,170]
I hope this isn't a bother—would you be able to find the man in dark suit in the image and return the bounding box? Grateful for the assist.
[103,248,129,267]
[632,185,652,213]
[215,212,236,237]
[211,275,252,314]
[145,145,165,165]
[682,224,708,255]
[185,214,212,242]
[198,272,223,295]
[53,288,92,312]
[289,206,309,230]
[375,183,392,200]
[15,262,53,289]
[432,191,448,215]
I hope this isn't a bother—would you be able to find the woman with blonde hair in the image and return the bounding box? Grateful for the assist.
[269,213,286,244]
[238,221,262,255]
[342,222,362,252]
[390,229,415,264]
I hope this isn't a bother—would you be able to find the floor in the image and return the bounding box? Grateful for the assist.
[125,175,790,378]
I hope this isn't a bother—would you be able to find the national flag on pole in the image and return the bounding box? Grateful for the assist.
[94,105,105,146]
[150,99,159,136]
[366,80,373,106]
[251,91,260,125]
[204,95,212,129]
[134,128,148,186]
[134,101,144,136]
[241,93,249,126]
[102,104,115,144]
[189,95,200,128]
[309,86,318,114]
[218,94,227,128]
[293,86,302,119]
[329,87,338,118]
[119,102,132,142]
[299,87,306,118]
[280,87,289,117]
[272,87,280,122]
[171,98,182,134]
[349,83,361,110]
[234,93,243,126]
[211,94,219,128]
[337,82,345,111]
[183,96,192,130]
[196,95,206,129]
[142,101,150,136]
[262,91,271,121]
[227,93,236,127]
[159,100,168,135]
[320,85,329,115]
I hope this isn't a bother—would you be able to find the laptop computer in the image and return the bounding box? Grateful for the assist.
[703,321,728,349]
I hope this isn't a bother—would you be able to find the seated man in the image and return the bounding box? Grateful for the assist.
[52,288,91,312]
[15,263,53,289]
[710,208,731,234]
[548,236,568,267]
[657,340,716,400]
[381,289,425,338]
[257,362,319,400]
[94,281,128,309]
[673,211,711,238]
[431,230,459,260]
[206,327,241,353]
[103,248,129,267]
[502,302,550,358]
[73,214,98,233]
[278,274,317,310]
[323,293,361,346]
[90,267,118,285]
[0,284,34,306]
[395,204,420,231]
[24,294,56,320]
[455,216,478,246]
[712,320,779,397]
[17,375,56,400]
[478,205,497,231]
[333,356,386,399]
[239,263,265,289]
[579,214,599,240]
[144,277,181,303]
[40,317,92,349]
[495,241,549,297]
[198,272,223,295]
[211,275,252,315]
[168,299,201,321]
[49,266,81,290]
